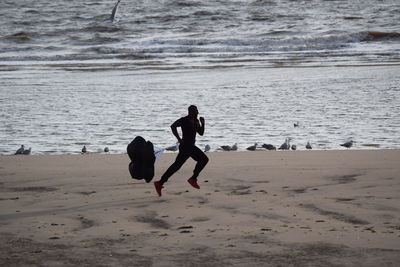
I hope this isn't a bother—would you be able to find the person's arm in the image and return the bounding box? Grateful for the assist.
[197,117,205,136]
[171,119,183,144]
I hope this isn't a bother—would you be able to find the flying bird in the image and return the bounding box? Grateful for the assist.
[110,0,121,22]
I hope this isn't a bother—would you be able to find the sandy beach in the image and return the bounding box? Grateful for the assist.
[0,150,399,266]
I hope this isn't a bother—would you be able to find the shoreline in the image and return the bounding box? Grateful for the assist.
[1,147,398,157]
[1,150,399,266]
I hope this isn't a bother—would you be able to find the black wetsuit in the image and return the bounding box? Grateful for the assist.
[160,116,208,184]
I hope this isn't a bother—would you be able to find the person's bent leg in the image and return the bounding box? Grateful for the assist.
[159,148,189,185]
[190,146,209,179]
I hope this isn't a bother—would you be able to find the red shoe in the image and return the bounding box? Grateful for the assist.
[154,181,164,197]
[187,178,200,189]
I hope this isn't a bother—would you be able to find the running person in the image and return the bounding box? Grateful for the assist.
[154,105,209,196]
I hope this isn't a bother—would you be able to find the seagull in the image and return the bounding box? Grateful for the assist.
[306,141,312,149]
[15,145,25,155]
[220,143,237,151]
[340,140,354,149]
[291,144,297,150]
[23,147,31,155]
[278,138,290,150]
[165,143,179,152]
[231,143,238,151]
[82,145,87,154]
[204,144,210,152]
[104,147,110,153]
[246,143,258,151]
[110,0,121,22]
[154,147,165,161]
[262,144,276,150]
[220,145,232,151]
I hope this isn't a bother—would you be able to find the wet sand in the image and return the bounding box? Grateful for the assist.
[0,150,399,266]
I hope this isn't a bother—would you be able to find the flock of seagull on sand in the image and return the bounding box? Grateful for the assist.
[212,122,354,152]
[163,138,354,153]
[13,140,354,155]
[13,121,355,155]
[13,145,110,155]
[214,139,354,152]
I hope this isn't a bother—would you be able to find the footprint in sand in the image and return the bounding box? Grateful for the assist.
[134,212,170,229]
[76,215,96,229]
[11,186,58,192]
[177,226,193,230]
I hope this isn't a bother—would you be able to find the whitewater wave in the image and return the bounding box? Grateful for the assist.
[1,30,399,71]
[2,30,399,50]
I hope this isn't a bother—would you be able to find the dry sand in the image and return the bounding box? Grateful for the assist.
[0,150,399,266]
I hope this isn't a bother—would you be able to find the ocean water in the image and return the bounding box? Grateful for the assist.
[1,0,399,154]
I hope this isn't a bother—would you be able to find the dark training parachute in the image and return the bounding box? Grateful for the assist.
[127,136,156,183]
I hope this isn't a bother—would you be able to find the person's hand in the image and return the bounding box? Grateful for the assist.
[199,117,205,124]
